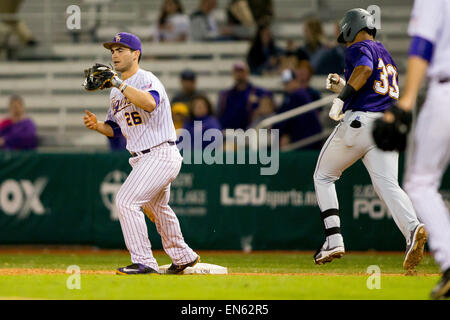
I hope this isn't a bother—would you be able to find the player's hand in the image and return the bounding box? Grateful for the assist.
[326,73,346,93]
[84,110,98,130]
[372,103,412,151]
[329,98,345,121]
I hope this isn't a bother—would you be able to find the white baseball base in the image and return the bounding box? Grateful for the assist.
[159,263,228,275]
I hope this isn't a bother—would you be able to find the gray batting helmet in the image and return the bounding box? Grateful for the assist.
[337,8,376,43]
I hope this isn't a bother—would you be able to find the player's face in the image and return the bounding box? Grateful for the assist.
[111,45,136,72]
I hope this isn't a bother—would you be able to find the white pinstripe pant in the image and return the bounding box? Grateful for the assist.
[115,143,198,271]
[404,82,450,272]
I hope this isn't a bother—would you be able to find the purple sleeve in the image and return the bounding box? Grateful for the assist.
[354,46,373,69]
[408,36,434,62]
[149,90,160,108]
[105,120,122,138]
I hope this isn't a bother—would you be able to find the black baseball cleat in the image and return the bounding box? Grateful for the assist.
[166,255,200,274]
[430,269,450,300]
[403,223,428,270]
[116,263,159,275]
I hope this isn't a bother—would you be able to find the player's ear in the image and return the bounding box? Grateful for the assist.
[133,50,141,63]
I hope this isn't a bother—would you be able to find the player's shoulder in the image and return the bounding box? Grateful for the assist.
[348,40,376,52]
[109,87,120,99]
[136,68,164,90]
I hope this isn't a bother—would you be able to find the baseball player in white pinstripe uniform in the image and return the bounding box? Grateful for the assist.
[83,32,200,275]
[373,0,450,299]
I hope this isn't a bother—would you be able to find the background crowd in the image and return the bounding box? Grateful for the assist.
[0,0,346,152]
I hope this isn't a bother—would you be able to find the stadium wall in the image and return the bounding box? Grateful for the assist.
[0,151,448,251]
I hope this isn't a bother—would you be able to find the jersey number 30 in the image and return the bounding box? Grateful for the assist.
[124,111,143,126]
[373,58,399,99]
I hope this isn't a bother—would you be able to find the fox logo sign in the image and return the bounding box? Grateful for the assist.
[0,178,48,219]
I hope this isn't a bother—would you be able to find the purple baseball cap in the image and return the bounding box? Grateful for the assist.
[103,32,142,54]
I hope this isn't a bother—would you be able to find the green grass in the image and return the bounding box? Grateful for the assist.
[0,251,442,300]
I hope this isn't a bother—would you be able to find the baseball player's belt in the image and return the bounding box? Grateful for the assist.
[438,77,450,83]
[130,141,176,157]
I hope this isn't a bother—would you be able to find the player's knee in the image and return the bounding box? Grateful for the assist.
[404,175,438,200]
[115,192,130,212]
[313,171,337,186]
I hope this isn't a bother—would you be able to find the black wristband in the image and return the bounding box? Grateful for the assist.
[338,84,356,102]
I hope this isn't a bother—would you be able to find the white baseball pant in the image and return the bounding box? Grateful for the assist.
[115,143,198,271]
[404,80,450,272]
[314,110,420,240]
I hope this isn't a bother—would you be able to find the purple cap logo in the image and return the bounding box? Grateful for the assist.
[103,32,142,55]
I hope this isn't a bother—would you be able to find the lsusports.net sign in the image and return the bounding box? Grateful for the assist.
[0,151,449,250]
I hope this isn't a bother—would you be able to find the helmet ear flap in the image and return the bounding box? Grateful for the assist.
[346,28,352,39]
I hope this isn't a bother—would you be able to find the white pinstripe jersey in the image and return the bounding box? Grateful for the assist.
[408,0,450,79]
[106,68,177,152]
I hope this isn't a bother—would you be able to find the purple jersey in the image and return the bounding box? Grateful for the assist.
[343,40,399,112]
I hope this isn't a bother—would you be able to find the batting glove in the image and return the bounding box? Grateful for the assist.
[326,73,346,94]
[329,98,345,121]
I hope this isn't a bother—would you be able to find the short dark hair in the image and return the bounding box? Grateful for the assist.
[362,27,377,39]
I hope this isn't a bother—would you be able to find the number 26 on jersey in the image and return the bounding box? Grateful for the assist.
[373,58,399,99]
[124,111,143,127]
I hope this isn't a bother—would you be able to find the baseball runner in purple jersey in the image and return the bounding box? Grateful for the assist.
[83,32,199,275]
[313,9,427,269]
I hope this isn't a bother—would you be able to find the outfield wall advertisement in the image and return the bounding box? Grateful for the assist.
[0,151,448,251]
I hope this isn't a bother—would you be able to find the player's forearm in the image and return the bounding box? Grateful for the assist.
[399,56,429,111]
[347,66,373,90]
[121,85,156,112]
[96,122,114,137]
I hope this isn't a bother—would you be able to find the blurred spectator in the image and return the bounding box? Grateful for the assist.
[0,95,37,150]
[190,0,220,41]
[224,0,255,40]
[275,69,322,150]
[246,23,283,75]
[248,95,276,129]
[310,21,345,75]
[154,0,190,42]
[217,61,272,130]
[279,40,301,71]
[296,60,321,102]
[296,17,327,63]
[247,0,274,26]
[172,102,190,131]
[0,0,38,48]
[183,95,221,149]
[171,69,201,108]
[67,0,112,43]
[108,134,127,151]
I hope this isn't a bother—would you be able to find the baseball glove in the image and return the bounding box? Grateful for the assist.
[82,63,121,91]
[372,104,412,152]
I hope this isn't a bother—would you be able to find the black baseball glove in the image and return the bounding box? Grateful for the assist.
[372,103,413,152]
[82,63,121,91]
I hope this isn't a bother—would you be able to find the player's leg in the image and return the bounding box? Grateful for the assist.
[361,147,425,269]
[313,122,365,264]
[142,184,199,267]
[403,89,450,298]
[115,148,184,273]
